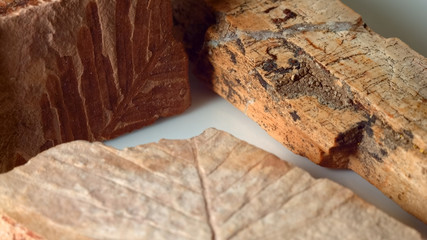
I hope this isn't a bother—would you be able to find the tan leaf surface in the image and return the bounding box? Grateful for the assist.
[0,129,421,239]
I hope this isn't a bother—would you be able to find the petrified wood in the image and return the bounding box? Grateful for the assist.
[0,0,190,173]
[0,128,421,239]
[173,0,427,223]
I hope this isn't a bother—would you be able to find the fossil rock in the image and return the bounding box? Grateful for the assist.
[0,128,421,239]
[0,0,190,173]
[172,0,427,223]
[0,215,42,240]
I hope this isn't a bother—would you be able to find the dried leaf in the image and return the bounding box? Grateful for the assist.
[0,129,420,239]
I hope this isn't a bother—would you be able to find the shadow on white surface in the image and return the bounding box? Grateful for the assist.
[341,0,427,57]
[107,72,427,237]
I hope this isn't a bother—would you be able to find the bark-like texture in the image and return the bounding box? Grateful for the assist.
[172,0,427,223]
[0,128,421,239]
[0,0,190,173]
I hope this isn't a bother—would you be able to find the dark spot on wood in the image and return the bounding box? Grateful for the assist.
[305,37,323,51]
[229,68,237,74]
[262,59,278,72]
[273,40,355,110]
[355,121,366,130]
[422,168,427,175]
[272,18,281,24]
[276,67,291,74]
[369,152,383,163]
[255,72,270,90]
[264,6,277,13]
[380,149,388,157]
[221,74,239,101]
[353,101,364,111]
[380,123,412,151]
[283,9,297,20]
[367,115,377,126]
[365,126,374,138]
[353,117,375,138]
[272,8,297,24]
[288,58,300,69]
[293,46,304,57]
[266,47,278,60]
[236,39,246,55]
[357,117,413,163]
[264,106,270,112]
[262,56,293,75]
[336,123,364,147]
[403,129,414,139]
[289,111,300,122]
[225,48,237,64]
[363,23,368,28]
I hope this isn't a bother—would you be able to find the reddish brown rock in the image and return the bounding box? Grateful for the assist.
[173,0,427,223]
[0,215,42,240]
[0,129,421,239]
[0,0,190,173]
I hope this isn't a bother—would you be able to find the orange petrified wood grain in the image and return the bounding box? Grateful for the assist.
[0,0,190,172]
[172,0,427,223]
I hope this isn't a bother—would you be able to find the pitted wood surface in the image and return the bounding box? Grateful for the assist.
[0,129,421,239]
[0,0,190,173]
[172,0,427,223]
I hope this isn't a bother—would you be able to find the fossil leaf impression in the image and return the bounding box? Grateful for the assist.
[0,129,421,239]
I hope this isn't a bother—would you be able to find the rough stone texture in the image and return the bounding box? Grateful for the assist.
[0,0,190,173]
[0,128,421,239]
[172,0,427,223]
[0,215,42,240]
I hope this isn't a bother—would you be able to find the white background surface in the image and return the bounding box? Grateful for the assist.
[107,0,427,237]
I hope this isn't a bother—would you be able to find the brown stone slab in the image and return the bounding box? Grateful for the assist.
[172,0,427,223]
[0,0,190,173]
[0,128,421,239]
